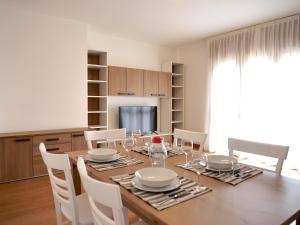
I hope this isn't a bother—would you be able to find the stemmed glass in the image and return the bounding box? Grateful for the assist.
[181,139,193,168]
[191,147,207,190]
[122,137,136,157]
[106,139,116,149]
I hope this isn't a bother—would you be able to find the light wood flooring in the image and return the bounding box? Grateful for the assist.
[0,176,138,225]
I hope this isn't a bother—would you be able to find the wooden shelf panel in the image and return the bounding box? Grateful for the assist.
[88,111,107,113]
[88,80,107,83]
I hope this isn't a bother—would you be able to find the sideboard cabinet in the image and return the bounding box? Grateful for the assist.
[0,128,88,183]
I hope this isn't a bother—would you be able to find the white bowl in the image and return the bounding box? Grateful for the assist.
[88,148,117,160]
[135,167,177,188]
[206,155,237,170]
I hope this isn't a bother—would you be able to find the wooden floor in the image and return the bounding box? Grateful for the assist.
[0,176,57,225]
[0,176,139,225]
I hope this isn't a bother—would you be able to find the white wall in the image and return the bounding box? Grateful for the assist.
[177,40,209,133]
[88,32,176,130]
[0,6,87,133]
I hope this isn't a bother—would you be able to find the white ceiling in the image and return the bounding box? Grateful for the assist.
[4,0,300,46]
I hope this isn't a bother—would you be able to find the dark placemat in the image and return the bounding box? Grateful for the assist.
[87,155,143,171]
[111,173,212,211]
[177,162,263,185]
[132,146,183,157]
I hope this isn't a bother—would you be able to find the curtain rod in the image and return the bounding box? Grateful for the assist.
[208,13,300,41]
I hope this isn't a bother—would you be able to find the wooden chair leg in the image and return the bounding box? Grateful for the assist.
[128,209,139,225]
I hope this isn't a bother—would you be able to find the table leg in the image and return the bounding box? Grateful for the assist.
[72,164,81,195]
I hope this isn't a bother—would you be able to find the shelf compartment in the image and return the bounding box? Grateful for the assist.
[88,113,107,127]
[171,121,184,124]
[172,63,184,74]
[172,111,183,122]
[172,109,183,112]
[88,68,107,81]
[88,83,107,96]
[88,111,107,113]
[88,51,107,65]
[172,87,183,98]
[88,98,107,111]
[172,76,183,86]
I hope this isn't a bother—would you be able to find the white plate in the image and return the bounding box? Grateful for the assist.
[206,163,240,172]
[131,177,181,192]
[88,148,117,160]
[206,155,238,170]
[86,154,120,163]
[135,167,177,188]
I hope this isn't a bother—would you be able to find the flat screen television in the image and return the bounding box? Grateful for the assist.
[119,106,157,135]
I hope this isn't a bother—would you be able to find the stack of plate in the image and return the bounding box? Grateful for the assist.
[87,148,120,163]
[132,167,180,192]
[206,155,238,171]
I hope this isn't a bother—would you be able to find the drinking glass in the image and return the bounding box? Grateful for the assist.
[122,137,135,157]
[181,139,193,167]
[106,139,116,149]
[132,129,142,146]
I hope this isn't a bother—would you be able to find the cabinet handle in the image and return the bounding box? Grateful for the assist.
[128,93,135,95]
[151,93,157,96]
[117,92,127,95]
[15,138,31,142]
[72,133,84,137]
[159,94,165,96]
[46,138,59,142]
[47,147,60,152]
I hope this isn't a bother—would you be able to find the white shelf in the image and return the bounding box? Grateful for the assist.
[172,73,183,76]
[172,109,183,112]
[88,64,108,69]
[88,96,107,98]
[89,125,107,129]
[171,121,184,124]
[88,80,107,83]
[88,111,107,114]
[172,97,184,100]
[172,85,184,88]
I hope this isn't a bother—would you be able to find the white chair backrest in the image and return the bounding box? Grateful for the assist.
[84,128,126,150]
[77,157,127,225]
[228,138,289,174]
[39,143,78,225]
[173,129,207,151]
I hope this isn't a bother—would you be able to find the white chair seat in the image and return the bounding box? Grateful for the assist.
[61,193,93,225]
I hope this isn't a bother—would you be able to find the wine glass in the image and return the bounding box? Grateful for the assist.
[106,139,116,149]
[181,139,193,167]
[122,137,135,157]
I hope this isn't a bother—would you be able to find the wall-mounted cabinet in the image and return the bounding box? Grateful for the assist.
[109,66,171,97]
[88,51,108,130]
[108,66,144,96]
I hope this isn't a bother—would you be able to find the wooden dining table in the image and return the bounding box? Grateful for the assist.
[68,148,300,225]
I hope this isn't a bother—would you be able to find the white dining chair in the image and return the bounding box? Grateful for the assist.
[77,157,147,225]
[173,129,207,152]
[228,138,289,174]
[39,143,93,225]
[84,128,126,150]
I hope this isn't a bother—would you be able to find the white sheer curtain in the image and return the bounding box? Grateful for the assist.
[208,15,300,171]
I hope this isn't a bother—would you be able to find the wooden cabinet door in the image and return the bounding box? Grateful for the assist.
[143,70,158,96]
[0,139,4,181]
[1,137,33,182]
[126,68,144,96]
[108,66,126,96]
[158,72,172,97]
[71,132,88,151]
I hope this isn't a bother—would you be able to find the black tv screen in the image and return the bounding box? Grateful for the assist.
[119,106,157,135]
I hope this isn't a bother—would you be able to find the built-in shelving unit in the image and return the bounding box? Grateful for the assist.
[87,51,108,130]
[162,62,184,132]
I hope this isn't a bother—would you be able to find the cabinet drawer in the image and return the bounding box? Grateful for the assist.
[33,142,71,156]
[33,143,71,176]
[33,133,71,146]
